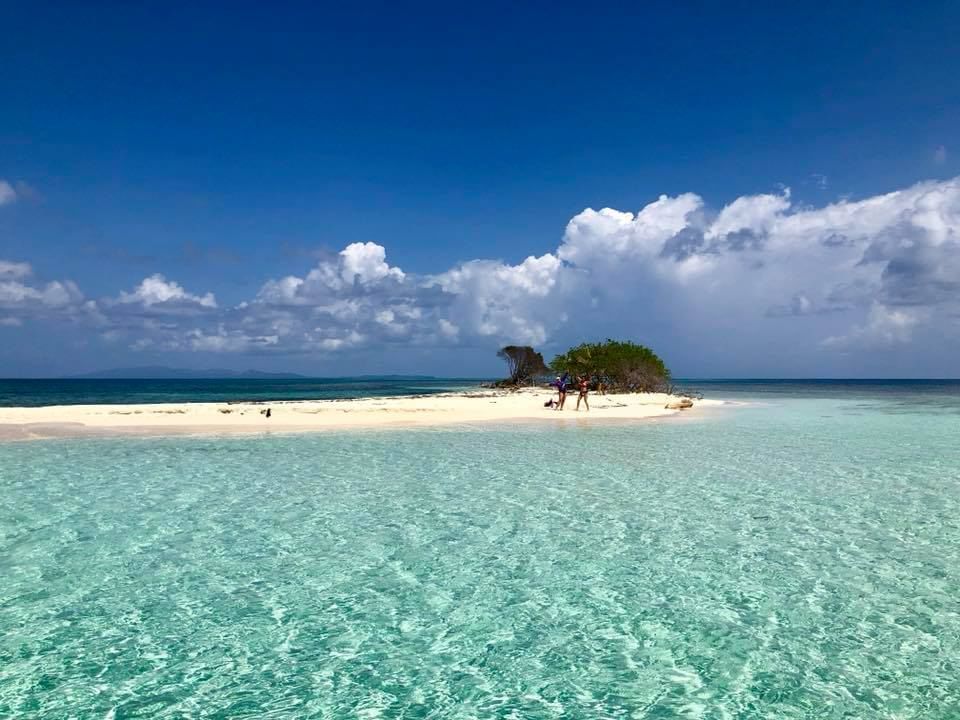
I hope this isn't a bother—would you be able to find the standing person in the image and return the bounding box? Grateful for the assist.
[557,372,570,410]
[551,376,562,408]
[576,375,590,411]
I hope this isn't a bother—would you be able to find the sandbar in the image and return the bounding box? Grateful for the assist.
[0,387,718,440]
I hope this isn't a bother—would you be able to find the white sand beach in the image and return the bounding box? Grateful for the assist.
[0,387,716,440]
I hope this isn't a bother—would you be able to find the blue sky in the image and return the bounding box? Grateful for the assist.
[2,1,959,377]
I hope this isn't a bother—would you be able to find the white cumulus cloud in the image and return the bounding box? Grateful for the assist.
[0,262,82,310]
[340,242,405,285]
[7,176,960,375]
[118,274,217,308]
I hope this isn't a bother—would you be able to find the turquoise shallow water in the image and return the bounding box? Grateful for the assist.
[2,394,960,718]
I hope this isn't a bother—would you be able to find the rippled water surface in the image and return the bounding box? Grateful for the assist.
[2,394,960,718]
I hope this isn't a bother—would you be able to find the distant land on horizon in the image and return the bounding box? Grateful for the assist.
[65,367,308,380]
[60,367,450,381]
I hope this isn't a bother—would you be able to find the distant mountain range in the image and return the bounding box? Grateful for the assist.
[66,366,307,380]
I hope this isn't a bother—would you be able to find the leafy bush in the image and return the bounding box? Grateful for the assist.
[550,339,670,392]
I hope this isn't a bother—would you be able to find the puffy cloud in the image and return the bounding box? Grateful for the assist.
[316,330,365,351]
[244,242,441,353]
[431,253,572,346]
[438,318,459,340]
[706,190,790,242]
[118,274,217,309]
[222,245,575,353]
[75,274,220,349]
[258,242,406,306]
[7,176,960,373]
[340,242,404,285]
[551,177,960,360]
[0,260,91,326]
[560,194,704,269]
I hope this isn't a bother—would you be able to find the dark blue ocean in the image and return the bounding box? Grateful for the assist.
[2,377,960,409]
[0,377,484,407]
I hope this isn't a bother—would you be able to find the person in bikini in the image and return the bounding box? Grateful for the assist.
[576,375,590,411]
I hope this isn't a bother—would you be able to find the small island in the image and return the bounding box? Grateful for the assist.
[0,340,710,440]
[494,339,698,411]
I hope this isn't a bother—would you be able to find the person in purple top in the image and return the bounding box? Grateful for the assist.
[556,372,570,410]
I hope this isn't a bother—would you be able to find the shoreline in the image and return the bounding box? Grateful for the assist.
[0,387,720,441]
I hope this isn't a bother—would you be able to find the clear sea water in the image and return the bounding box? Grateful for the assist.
[2,381,960,718]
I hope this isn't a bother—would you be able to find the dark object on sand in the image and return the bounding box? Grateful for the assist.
[266,408,272,418]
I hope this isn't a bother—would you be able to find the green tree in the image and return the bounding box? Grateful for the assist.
[497,345,548,385]
[550,339,670,392]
